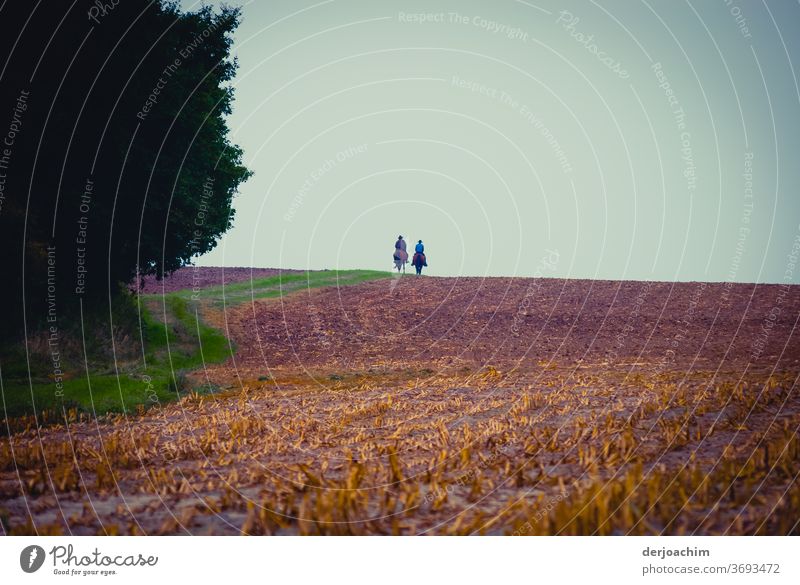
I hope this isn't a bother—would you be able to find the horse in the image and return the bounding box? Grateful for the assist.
[393,248,408,272]
[411,252,427,275]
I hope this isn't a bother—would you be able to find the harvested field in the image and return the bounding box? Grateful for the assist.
[2,276,799,535]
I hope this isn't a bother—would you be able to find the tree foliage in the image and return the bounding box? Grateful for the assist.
[0,0,251,335]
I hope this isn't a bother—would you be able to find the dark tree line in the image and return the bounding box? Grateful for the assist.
[0,0,251,338]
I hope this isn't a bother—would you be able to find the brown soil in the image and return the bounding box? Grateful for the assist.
[205,277,799,378]
[2,276,798,535]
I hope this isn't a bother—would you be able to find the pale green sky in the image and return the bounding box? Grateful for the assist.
[180,0,800,283]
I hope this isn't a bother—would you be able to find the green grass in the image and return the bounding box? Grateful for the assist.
[1,269,390,422]
[162,269,392,306]
[0,295,228,421]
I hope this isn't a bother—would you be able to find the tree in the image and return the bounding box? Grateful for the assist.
[0,0,251,337]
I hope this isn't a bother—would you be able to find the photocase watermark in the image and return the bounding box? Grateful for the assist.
[511,249,560,336]
[721,152,754,305]
[451,75,501,99]
[449,12,529,43]
[87,0,121,25]
[511,489,569,535]
[607,281,654,367]
[397,12,447,24]
[192,176,215,232]
[0,88,29,217]
[398,12,529,43]
[20,545,46,573]
[750,223,800,360]
[556,11,629,79]
[46,245,65,399]
[136,18,222,120]
[723,0,753,40]
[424,443,516,505]
[284,143,368,222]
[652,62,696,197]
[141,373,161,407]
[451,75,573,174]
[74,177,94,295]
[137,59,180,121]
[658,282,707,372]
[189,176,215,301]
[43,544,158,577]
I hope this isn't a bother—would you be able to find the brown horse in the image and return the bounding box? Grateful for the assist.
[411,252,427,275]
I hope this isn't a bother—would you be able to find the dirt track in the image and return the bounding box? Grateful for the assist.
[206,276,800,378]
[2,276,799,535]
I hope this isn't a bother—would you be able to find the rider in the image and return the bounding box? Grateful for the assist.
[412,240,427,275]
[393,235,408,272]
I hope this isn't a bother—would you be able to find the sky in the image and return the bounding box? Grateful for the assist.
[179,0,800,283]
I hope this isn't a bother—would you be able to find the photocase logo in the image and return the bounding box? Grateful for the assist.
[19,545,46,573]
